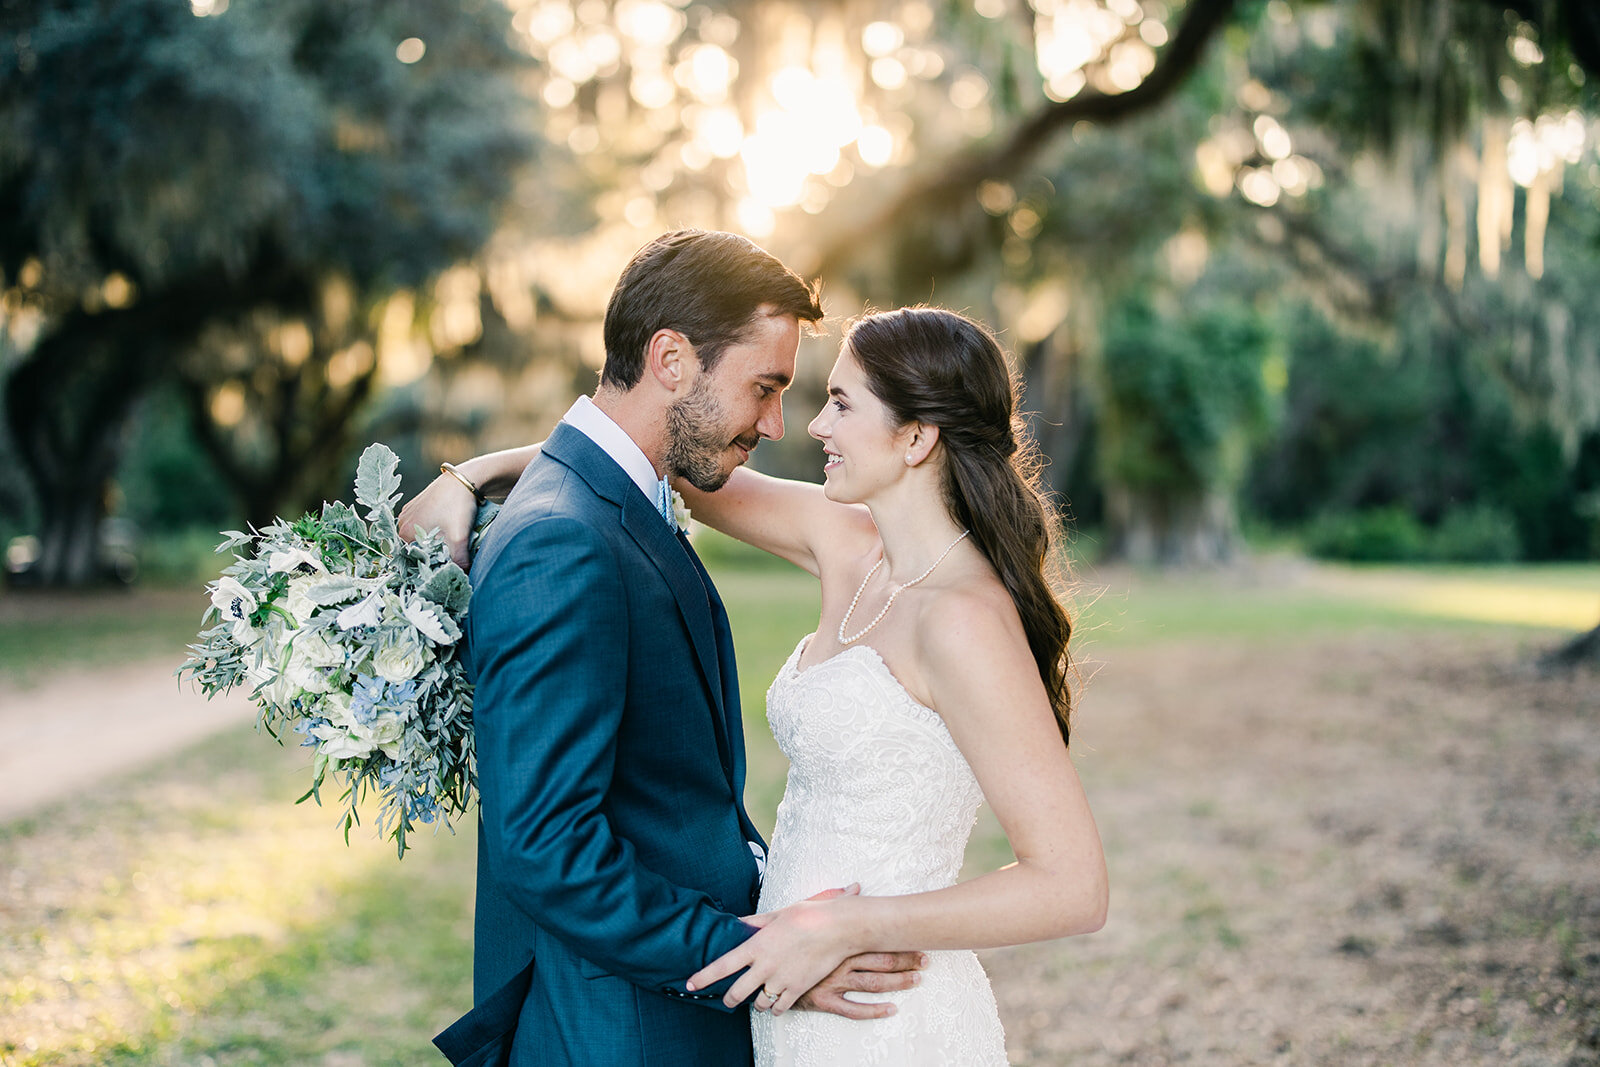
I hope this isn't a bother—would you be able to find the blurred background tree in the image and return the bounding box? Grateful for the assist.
[0,0,533,583]
[1,0,1597,601]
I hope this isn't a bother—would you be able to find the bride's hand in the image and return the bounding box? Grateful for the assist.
[398,473,479,570]
[687,892,868,1016]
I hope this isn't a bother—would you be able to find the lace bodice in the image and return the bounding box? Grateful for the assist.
[760,636,985,903]
[753,635,1008,1067]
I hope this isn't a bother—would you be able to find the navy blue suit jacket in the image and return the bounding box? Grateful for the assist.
[434,423,764,1067]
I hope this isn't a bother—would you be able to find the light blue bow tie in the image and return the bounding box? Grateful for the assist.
[655,476,678,530]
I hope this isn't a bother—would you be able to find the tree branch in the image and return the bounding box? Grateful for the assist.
[810,0,1240,279]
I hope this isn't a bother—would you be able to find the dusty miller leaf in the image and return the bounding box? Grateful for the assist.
[403,597,461,645]
[419,563,471,614]
[354,443,402,519]
[320,500,367,542]
[306,575,361,605]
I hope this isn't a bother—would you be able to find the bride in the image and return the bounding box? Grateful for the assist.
[406,306,1106,1065]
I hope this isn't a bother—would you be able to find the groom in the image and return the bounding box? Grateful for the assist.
[427,231,920,1066]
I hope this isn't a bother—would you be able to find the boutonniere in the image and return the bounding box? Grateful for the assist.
[671,489,692,532]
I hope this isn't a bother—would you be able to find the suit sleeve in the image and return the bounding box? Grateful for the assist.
[470,515,754,1008]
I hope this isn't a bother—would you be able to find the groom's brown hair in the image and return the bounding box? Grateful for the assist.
[601,230,823,390]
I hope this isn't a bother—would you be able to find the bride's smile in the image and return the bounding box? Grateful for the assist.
[808,348,925,506]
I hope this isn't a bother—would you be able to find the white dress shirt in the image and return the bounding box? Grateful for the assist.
[560,394,662,506]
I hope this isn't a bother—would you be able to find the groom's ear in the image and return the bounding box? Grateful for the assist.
[645,328,695,393]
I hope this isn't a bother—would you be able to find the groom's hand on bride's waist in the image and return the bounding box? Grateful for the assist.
[794,950,929,1020]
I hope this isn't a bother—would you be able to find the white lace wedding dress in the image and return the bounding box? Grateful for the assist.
[752,635,1009,1067]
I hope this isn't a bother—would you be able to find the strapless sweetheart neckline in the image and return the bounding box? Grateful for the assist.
[786,634,944,721]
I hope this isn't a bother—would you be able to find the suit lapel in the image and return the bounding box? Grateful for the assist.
[543,426,734,778]
[619,494,732,744]
[678,531,763,849]
[678,535,742,754]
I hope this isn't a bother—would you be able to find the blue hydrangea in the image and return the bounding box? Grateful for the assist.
[351,673,386,725]
[294,717,329,748]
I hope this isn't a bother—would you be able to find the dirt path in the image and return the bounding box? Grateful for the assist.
[0,658,254,824]
[986,630,1600,1066]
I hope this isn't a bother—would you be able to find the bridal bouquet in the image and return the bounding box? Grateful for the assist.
[179,444,494,857]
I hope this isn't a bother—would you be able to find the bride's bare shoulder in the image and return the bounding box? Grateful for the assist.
[914,573,1028,678]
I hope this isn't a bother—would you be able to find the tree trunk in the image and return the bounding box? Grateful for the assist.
[1540,619,1600,673]
[4,320,159,586]
[1104,485,1239,566]
[32,480,103,586]
[2,258,305,586]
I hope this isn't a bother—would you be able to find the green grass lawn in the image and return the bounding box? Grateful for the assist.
[1,536,1593,1064]
[1,725,480,1066]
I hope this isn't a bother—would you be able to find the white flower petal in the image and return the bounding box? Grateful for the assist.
[336,592,384,630]
[209,577,258,621]
[268,547,327,574]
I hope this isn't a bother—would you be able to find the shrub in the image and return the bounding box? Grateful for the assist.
[1430,504,1523,562]
[1304,508,1428,562]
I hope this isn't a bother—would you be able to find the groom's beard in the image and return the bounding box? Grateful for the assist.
[666,376,751,492]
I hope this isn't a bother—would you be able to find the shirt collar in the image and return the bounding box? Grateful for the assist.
[560,394,662,505]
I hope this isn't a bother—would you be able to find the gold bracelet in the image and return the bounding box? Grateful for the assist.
[440,462,487,505]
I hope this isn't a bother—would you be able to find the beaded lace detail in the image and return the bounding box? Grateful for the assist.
[752,635,1008,1067]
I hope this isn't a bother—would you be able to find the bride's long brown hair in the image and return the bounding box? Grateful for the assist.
[845,307,1075,746]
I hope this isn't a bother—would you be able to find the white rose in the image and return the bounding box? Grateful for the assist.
[292,628,346,668]
[236,613,289,658]
[311,722,374,760]
[672,489,692,531]
[285,651,332,695]
[270,659,303,705]
[283,577,319,625]
[209,576,257,622]
[246,656,295,708]
[243,654,276,693]
[373,634,427,684]
[320,690,356,728]
[353,711,407,760]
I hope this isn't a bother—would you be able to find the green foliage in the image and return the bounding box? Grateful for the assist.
[135,529,230,585]
[1304,507,1430,562]
[419,562,472,615]
[118,386,235,533]
[0,0,535,584]
[353,443,403,521]
[689,527,802,572]
[1250,302,1600,560]
[1099,296,1276,496]
[1431,504,1523,563]
[1305,503,1524,563]
[1,0,532,292]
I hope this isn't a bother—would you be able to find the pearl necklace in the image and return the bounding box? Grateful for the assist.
[837,530,971,645]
